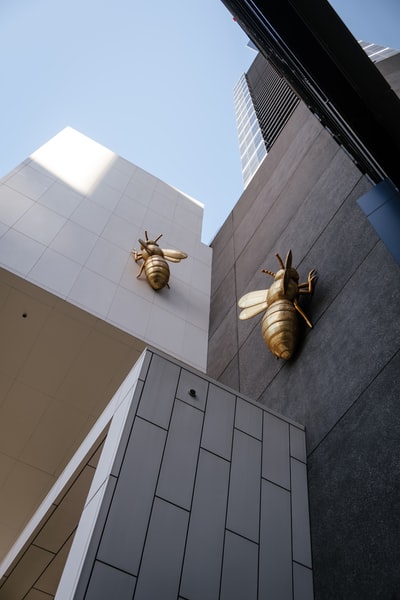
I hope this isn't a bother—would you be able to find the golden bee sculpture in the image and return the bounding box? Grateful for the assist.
[238,250,317,359]
[132,230,187,290]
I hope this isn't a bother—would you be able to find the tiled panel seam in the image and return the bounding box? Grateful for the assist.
[135,354,179,430]
[108,380,146,479]
[217,394,238,599]
[289,174,369,329]
[88,416,169,590]
[234,239,240,391]
[32,531,77,596]
[133,387,189,593]
[80,474,119,598]
[175,387,235,599]
[293,558,314,570]
[176,396,206,414]
[155,347,305,430]
[291,456,313,573]
[223,526,260,547]
[137,349,152,382]
[289,440,295,599]
[175,384,212,598]
[20,545,56,595]
[234,424,263,443]
[155,395,205,510]
[307,343,400,459]
[289,426,307,464]
[231,128,340,267]
[86,557,138,579]
[0,450,100,585]
[257,403,265,600]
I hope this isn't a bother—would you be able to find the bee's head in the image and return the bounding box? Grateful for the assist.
[276,250,299,291]
[139,231,163,252]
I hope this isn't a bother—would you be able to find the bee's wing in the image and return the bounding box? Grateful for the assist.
[238,289,269,321]
[238,289,268,308]
[239,301,268,320]
[163,249,188,263]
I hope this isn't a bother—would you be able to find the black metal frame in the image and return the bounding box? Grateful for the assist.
[224,0,400,189]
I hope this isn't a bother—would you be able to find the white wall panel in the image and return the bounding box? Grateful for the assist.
[0,128,212,370]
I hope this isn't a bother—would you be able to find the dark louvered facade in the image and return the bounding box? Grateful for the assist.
[247,52,300,151]
[235,52,299,187]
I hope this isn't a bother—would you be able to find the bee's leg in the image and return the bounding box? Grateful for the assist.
[166,282,170,289]
[136,262,145,279]
[294,300,313,328]
[132,249,141,263]
[298,269,317,294]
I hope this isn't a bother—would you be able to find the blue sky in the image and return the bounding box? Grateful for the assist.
[1,1,399,243]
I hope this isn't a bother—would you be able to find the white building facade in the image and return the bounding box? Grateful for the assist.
[0,127,211,567]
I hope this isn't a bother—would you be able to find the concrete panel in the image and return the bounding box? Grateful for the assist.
[17,349,312,600]
[201,384,235,460]
[57,476,117,600]
[259,480,292,600]
[207,304,238,380]
[290,425,307,463]
[308,350,400,600]
[262,240,400,452]
[85,561,136,600]
[180,450,230,600]
[97,418,166,575]
[234,129,339,295]
[134,498,188,600]
[220,531,258,600]
[157,399,203,509]
[207,53,400,600]
[291,458,312,568]
[210,213,234,299]
[238,320,281,400]
[213,353,240,392]
[262,412,290,489]
[234,121,329,256]
[176,368,208,411]
[293,563,314,600]
[0,129,212,372]
[136,353,180,429]
[235,397,263,440]
[227,430,261,542]
[209,266,236,338]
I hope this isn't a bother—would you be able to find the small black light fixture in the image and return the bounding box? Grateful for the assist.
[22,313,27,318]
[188,388,196,398]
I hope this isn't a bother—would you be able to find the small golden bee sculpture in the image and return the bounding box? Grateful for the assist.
[238,250,317,359]
[132,231,188,290]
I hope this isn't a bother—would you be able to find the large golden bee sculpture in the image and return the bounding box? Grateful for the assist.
[132,231,187,290]
[238,250,317,359]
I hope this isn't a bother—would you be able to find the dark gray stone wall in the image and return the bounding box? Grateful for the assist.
[68,349,313,600]
[376,53,400,96]
[208,99,400,599]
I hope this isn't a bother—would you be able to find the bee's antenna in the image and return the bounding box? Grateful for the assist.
[285,250,292,269]
[262,269,276,278]
[145,230,149,241]
[154,234,163,243]
[276,254,285,269]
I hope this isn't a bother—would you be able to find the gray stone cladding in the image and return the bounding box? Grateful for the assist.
[67,349,313,600]
[208,100,400,599]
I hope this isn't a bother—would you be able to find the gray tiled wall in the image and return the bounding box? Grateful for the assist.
[207,97,400,599]
[65,349,313,599]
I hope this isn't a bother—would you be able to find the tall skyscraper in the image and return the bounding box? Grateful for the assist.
[234,52,300,187]
[359,40,399,63]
